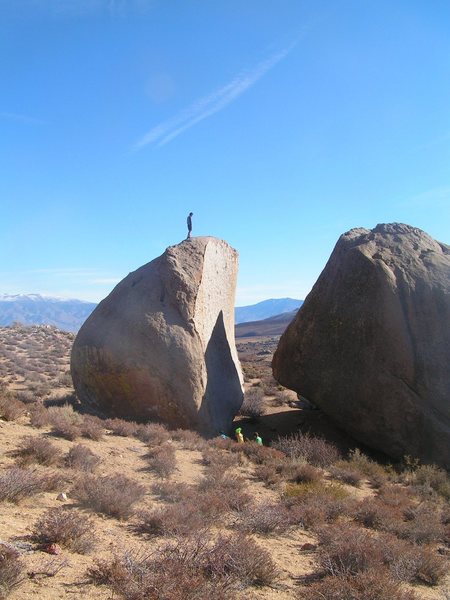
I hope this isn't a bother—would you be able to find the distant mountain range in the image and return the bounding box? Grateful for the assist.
[235,309,298,338]
[235,298,302,324]
[0,294,303,333]
[0,294,96,333]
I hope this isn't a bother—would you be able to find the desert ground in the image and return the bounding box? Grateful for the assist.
[0,324,449,600]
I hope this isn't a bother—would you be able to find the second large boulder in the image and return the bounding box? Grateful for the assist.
[273,223,450,467]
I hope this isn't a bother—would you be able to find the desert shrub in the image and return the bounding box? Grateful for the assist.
[201,449,239,471]
[411,464,450,500]
[29,403,49,428]
[204,533,279,586]
[90,557,230,600]
[80,415,104,441]
[0,468,50,503]
[32,507,95,554]
[285,480,349,502]
[317,524,385,577]
[65,444,101,472]
[238,502,291,535]
[253,463,281,487]
[138,502,206,537]
[354,497,399,531]
[290,495,351,530]
[329,464,363,487]
[274,432,340,467]
[145,444,177,478]
[47,404,83,440]
[376,485,414,511]
[298,571,419,600]
[385,535,448,585]
[197,470,243,494]
[272,390,291,407]
[152,480,192,503]
[13,436,61,467]
[239,387,266,420]
[135,422,171,446]
[345,449,389,484]
[397,502,446,545]
[171,428,206,450]
[104,418,140,437]
[89,533,277,598]
[0,543,25,599]
[284,482,352,530]
[317,523,447,586]
[71,474,146,519]
[408,546,448,585]
[208,436,235,452]
[57,371,73,387]
[240,443,285,466]
[15,390,35,404]
[0,390,25,421]
[283,461,323,484]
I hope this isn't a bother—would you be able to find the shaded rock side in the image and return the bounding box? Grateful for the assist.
[273,223,450,467]
[71,237,244,434]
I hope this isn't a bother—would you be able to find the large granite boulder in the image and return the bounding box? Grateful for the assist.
[71,237,244,434]
[273,223,450,467]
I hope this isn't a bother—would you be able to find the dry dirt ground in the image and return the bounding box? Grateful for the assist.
[2,416,448,600]
[0,417,319,599]
[0,325,449,599]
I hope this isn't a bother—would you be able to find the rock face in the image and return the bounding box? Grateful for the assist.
[71,237,244,434]
[273,223,450,467]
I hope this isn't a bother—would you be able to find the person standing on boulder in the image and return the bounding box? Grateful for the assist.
[186,212,193,239]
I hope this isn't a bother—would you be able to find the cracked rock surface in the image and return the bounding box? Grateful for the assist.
[273,223,450,467]
[71,237,243,434]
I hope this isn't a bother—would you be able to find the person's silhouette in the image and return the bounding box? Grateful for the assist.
[186,212,193,239]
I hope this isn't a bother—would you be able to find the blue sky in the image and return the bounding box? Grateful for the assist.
[1,0,449,305]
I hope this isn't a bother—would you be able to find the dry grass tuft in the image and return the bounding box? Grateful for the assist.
[71,474,146,519]
[47,404,83,440]
[65,444,101,472]
[298,571,419,600]
[0,387,25,422]
[145,443,177,478]
[238,502,291,535]
[89,532,278,599]
[0,543,25,599]
[0,467,51,503]
[274,432,340,467]
[13,436,61,467]
[135,422,171,446]
[316,522,448,586]
[171,428,205,450]
[79,415,104,441]
[104,418,140,438]
[239,387,266,420]
[32,507,95,554]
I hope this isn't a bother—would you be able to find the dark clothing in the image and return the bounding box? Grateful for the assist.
[186,214,193,239]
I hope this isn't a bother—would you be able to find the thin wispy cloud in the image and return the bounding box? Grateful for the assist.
[0,111,45,125]
[134,42,297,150]
[399,186,450,209]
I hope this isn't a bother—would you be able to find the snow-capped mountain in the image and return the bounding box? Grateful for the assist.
[0,294,97,332]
